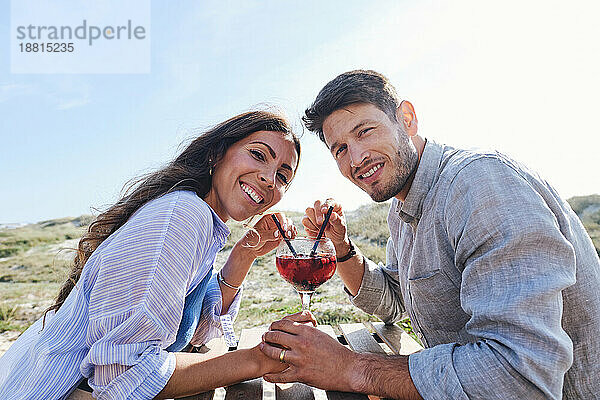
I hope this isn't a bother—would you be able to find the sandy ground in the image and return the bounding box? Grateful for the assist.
[0,330,21,356]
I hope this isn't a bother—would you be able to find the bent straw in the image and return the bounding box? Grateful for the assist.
[271,214,298,257]
[310,206,334,257]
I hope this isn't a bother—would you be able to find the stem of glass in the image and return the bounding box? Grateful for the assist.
[299,292,313,311]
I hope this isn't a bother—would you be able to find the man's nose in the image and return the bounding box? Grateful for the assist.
[349,145,369,169]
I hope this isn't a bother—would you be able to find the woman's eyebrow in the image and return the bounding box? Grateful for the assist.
[250,141,276,158]
[250,141,294,172]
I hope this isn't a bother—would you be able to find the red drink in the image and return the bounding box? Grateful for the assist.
[276,254,337,293]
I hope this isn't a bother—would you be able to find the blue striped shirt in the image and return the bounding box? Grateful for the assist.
[0,191,241,399]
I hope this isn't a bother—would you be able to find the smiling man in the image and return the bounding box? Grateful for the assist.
[260,70,600,399]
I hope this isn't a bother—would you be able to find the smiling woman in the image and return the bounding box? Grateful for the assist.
[0,110,304,399]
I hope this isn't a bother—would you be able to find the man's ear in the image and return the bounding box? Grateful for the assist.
[396,100,418,137]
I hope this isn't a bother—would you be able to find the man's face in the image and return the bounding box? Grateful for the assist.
[322,103,418,202]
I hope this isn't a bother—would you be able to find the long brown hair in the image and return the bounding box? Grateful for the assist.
[45,110,300,315]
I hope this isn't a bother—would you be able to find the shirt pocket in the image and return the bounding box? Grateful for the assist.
[407,265,466,332]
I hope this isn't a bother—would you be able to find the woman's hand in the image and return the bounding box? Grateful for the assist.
[219,213,296,314]
[238,213,297,259]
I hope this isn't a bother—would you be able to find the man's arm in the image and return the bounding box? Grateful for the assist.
[260,320,422,399]
[407,157,576,399]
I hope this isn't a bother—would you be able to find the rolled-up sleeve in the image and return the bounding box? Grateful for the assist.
[82,309,177,399]
[409,157,576,399]
[349,237,406,324]
[190,272,244,346]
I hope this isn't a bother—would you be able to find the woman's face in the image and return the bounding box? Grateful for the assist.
[205,130,299,222]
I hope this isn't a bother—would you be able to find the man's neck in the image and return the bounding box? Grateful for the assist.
[395,136,426,202]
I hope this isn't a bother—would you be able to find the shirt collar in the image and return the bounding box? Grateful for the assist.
[204,202,230,248]
[395,139,443,226]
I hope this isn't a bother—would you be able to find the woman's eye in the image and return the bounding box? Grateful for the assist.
[250,149,265,161]
[277,172,289,185]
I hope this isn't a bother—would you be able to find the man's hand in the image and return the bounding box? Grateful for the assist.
[259,317,356,392]
[303,199,351,255]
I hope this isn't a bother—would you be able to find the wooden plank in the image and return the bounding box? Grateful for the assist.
[325,391,369,400]
[317,324,337,338]
[368,322,423,356]
[177,390,215,400]
[338,323,386,354]
[224,327,267,400]
[275,383,315,400]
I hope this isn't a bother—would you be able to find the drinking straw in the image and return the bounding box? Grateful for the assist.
[271,214,298,257]
[310,206,334,257]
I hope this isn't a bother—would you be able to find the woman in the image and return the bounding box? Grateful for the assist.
[0,111,302,399]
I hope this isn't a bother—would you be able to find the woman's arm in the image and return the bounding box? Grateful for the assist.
[156,345,284,399]
[159,312,316,399]
[218,213,295,314]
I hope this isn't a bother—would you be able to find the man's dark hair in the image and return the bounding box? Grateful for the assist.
[302,70,401,144]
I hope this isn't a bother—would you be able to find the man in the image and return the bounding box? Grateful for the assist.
[259,70,600,399]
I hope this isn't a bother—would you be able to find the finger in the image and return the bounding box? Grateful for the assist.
[285,217,294,239]
[283,311,317,327]
[272,212,287,232]
[262,329,300,349]
[304,207,317,226]
[313,200,323,226]
[302,215,318,232]
[259,341,292,362]
[321,198,342,213]
[269,318,310,335]
[326,212,346,234]
[268,213,287,238]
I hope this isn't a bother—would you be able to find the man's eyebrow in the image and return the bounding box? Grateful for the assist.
[250,141,276,158]
[328,140,339,153]
[351,120,372,133]
[328,120,374,153]
[250,141,294,173]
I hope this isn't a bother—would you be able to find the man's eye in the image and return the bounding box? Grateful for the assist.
[277,172,289,185]
[250,150,265,161]
[359,127,373,137]
[335,144,347,158]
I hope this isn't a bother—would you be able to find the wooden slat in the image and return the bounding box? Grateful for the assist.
[317,324,337,338]
[178,391,215,400]
[275,383,315,400]
[338,323,386,354]
[224,327,267,400]
[325,391,369,400]
[367,322,423,356]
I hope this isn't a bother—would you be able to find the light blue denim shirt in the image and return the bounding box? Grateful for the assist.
[0,191,242,399]
[350,140,600,399]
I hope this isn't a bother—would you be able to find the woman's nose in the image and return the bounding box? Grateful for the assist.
[259,170,276,188]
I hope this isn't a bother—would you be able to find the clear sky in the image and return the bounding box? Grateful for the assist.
[1,0,599,223]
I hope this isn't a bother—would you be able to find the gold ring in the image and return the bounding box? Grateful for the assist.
[279,348,287,363]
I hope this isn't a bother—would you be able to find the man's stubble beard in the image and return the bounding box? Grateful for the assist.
[369,128,419,203]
